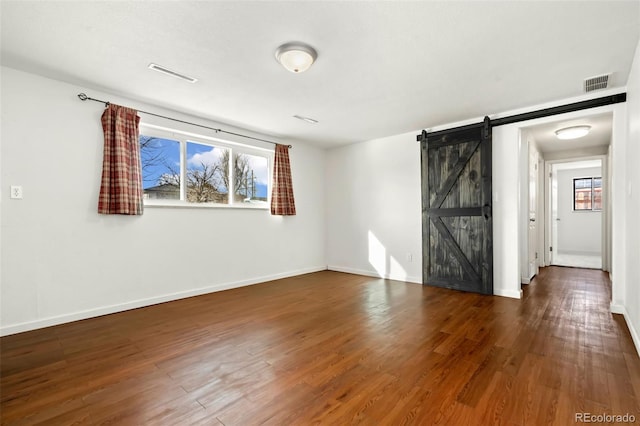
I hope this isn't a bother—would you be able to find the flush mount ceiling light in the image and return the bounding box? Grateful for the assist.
[148,63,197,83]
[275,42,317,73]
[555,125,591,140]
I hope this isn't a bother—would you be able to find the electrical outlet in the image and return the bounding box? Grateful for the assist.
[10,186,23,199]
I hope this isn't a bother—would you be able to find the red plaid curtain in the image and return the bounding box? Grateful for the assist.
[98,104,144,215]
[271,144,296,215]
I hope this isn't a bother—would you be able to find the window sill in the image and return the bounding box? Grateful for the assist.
[144,201,269,210]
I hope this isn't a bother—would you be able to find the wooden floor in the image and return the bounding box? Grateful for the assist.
[1,267,639,425]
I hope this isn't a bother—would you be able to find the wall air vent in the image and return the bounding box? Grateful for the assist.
[584,74,609,93]
[148,63,198,83]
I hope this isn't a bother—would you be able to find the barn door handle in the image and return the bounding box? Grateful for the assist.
[482,204,492,220]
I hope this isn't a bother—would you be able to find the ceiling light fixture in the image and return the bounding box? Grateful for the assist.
[275,42,317,73]
[555,125,591,140]
[148,63,198,83]
[293,115,319,124]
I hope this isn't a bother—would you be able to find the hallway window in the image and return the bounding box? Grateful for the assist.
[573,177,602,211]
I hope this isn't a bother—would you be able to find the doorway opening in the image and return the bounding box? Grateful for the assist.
[550,159,604,269]
[519,112,612,284]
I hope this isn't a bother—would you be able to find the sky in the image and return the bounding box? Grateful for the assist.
[140,135,269,198]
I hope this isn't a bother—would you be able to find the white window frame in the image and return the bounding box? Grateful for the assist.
[140,123,273,210]
[572,176,602,212]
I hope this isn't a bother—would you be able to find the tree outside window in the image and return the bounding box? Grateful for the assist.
[139,132,269,206]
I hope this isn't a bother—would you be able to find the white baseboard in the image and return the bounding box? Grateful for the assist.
[329,265,522,299]
[610,303,640,357]
[610,303,625,314]
[493,288,523,299]
[0,266,327,337]
[557,250,602,256]
[327,265,422,284]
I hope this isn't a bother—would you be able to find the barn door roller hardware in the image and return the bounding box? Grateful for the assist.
[483,116,491,139]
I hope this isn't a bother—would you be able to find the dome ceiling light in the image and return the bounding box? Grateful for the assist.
[275,42,317,73]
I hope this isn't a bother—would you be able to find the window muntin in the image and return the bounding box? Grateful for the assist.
[573,177,602,211]
[140,127,270,208]
[592,177,602,210]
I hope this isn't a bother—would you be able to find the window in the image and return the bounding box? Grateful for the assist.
[140,135,181,200]
[186,141,229,204]
[139,126,270,208]
[573,177,602,211]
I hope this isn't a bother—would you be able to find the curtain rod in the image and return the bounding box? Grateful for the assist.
[77,93,291,149]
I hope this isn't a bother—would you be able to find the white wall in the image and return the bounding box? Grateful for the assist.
[325,132,422,283]
[622,39,640,352]
[491,124,523,298]
[610,103,629,314]
[0,67,327,335]
[556,166,602,255]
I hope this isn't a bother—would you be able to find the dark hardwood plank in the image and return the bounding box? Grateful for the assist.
[1,267,638,425]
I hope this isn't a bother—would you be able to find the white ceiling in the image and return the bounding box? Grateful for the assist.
[1,1,639,148]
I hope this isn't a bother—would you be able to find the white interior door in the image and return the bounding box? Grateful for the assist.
[528,146,538,279]
[551,166,558,264]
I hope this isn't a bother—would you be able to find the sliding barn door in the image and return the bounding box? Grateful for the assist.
[420,117,493,295]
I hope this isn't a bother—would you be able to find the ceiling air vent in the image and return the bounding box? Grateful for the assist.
[148,63,198,83]
[584,74,609,93]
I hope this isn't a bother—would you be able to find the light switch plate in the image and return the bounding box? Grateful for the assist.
[10,186,23,199]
